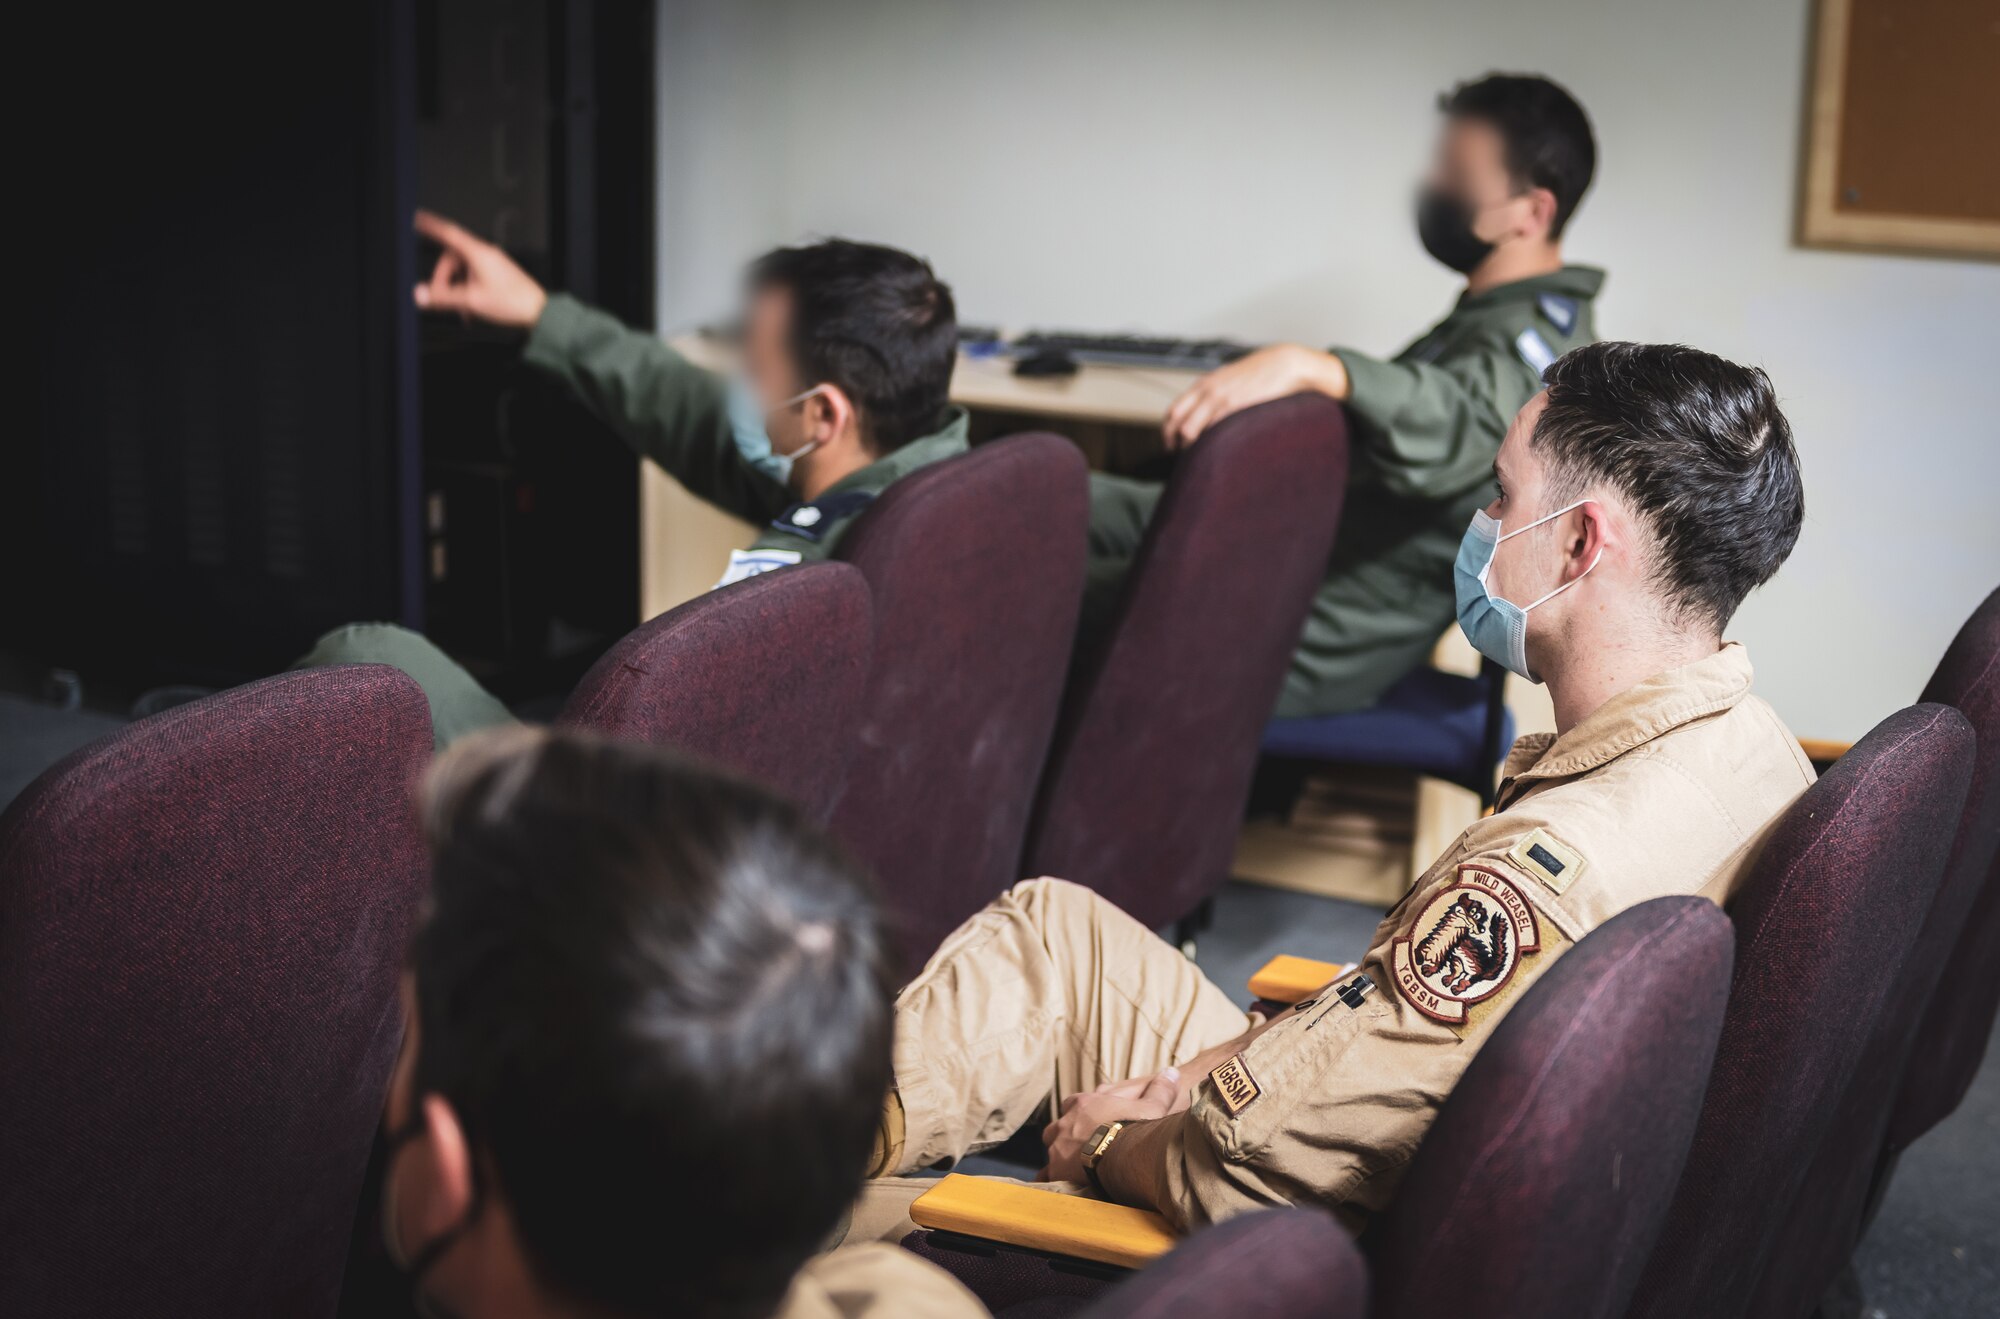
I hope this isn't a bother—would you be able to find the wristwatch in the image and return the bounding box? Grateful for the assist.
[1080,1120,1126,1194]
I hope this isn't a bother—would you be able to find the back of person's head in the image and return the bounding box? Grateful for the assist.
[748,239,957,455]
[410,727,893,1319]
[1533,341,1804,635]
[1441,73,1596,238]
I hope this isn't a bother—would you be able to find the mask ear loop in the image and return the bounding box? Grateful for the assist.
[772,384,829,463]
[1521,545,1603,612]
[1496,499,1601,612]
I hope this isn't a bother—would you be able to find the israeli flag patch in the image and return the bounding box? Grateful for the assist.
[713,547,803,589]
[1515,328,1557,378]
[1536,293,1578,336]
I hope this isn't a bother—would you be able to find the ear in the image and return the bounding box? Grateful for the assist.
[1566,500,1609,582]
[394,1095,476,1251]
[803,385,858,450]
[1522,185,1560,242]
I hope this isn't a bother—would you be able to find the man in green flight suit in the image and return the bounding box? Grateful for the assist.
[300,213,964,747]
[1091,73,1603,718]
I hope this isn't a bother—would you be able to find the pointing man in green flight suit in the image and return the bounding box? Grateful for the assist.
[1090,73,1603,718]
[299,215,964,747]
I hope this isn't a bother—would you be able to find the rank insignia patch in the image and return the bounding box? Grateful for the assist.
[1392,865,1542,1024]
[1507,827,1587,896]
[1208,1054,1261,1117]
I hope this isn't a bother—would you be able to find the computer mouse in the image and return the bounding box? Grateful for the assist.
[1014,349,1079,378]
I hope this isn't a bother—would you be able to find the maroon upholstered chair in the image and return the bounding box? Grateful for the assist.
[0,667,432,1319]
[1886,586,2000,1148]
[557,562,872,822]
[1071,1207,1364,1319]
[1022,394,1349,933]
[1625,702,1975,1319]
[905,1207,1365,1319]
[1748,591,2000,1316]
[1369,896,1733,1319]
[829,433,1089,968]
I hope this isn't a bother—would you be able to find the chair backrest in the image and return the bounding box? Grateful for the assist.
[558,561,872,822]
[830,433,1089,967]
[1888,585,2000,1148]
[1625,703,1974,1319]
[1749,590,2000,1316]
[0,667,432,1319]
[1075,1207,1365,1319]
[1368,897,1733,1319]
[1022,395,1348,928]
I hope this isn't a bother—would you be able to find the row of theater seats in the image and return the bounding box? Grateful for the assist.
[0,372,1990,1314]
[0,398,1349,1316]
[903,590,1999,1318]
[568,393,1355,963]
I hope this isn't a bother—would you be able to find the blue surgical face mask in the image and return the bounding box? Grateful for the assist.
[727,377,826,486]
[1453,500,1600,682]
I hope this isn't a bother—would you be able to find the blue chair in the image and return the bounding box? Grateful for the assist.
[1258,657,1515,810]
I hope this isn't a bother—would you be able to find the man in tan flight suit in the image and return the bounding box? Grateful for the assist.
[852,340,1811,1240]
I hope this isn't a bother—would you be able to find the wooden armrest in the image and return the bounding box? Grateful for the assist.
[908,1174,1176,1270]
[1247,955,1352,1005]
[1798,737,1852,765]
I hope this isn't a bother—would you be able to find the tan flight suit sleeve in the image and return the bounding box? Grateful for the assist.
[1152,851,1575,1233]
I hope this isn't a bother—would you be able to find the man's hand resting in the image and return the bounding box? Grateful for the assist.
[1041,1069,1180,1185]
[412,210,549,329]
[1162,344,1351,449]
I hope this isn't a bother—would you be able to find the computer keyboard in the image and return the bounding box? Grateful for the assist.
[1005,331,1256,371]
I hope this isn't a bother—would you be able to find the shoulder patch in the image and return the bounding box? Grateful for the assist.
[1207,1054,1262,1117]
[770,489,877,542]
[1392,864,1542,1024]
[1515,327,1557,378]
[1536,293,1578,336]
[1507,827,1587,896]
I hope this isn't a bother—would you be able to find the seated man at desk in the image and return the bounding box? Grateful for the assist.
[300,212,963,746]
[378,726,983,1318]
[1091,73,1603,718]
[855,341,1809,1237]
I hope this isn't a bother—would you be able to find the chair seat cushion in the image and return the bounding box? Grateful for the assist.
[1261,666,1514,785]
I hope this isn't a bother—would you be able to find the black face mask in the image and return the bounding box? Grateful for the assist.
[1416,187,1495,275]
[381,1114,481,1319]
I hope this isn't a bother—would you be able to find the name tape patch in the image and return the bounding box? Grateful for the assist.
[1507,827,1587,896]
[1208,1054,1262,1117]
[713,548,803,589]
[1515,327,1557,377]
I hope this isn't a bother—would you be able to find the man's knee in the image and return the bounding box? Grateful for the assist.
[296,621,440,671]
[294,621,514,750]
[1007,875,1130,940]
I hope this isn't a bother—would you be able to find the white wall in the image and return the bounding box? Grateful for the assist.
[654,0,2000,741]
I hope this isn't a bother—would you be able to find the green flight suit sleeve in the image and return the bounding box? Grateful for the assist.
[521,293,790,526]
[1329,337,1540,502]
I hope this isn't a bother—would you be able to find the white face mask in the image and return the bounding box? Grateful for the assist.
[1453,499,1601,681]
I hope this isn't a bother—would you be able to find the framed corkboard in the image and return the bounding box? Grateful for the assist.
[1800,0,2000,258]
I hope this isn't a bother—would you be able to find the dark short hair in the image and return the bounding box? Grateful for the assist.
[409,728,894,1319]
[1441,73,1596,239]
[1532,342,1805,633]
[748,239,957,454]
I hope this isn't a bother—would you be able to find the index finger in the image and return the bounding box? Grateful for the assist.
[413,209,481,254]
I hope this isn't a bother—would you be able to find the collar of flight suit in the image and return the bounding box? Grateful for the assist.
[818,406,972,501]
[1453,263,1606,315]
[1499,642,1756,795]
